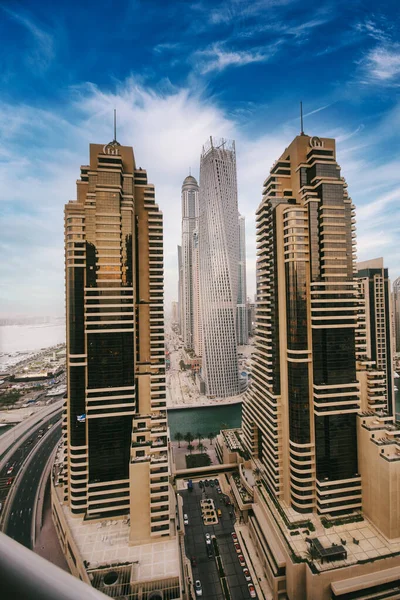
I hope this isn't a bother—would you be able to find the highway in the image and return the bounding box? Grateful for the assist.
[4,421,62,548]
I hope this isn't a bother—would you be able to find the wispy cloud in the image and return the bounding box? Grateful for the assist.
[1,7,54,72]
[193,42,279,74]
[362,45,400,83]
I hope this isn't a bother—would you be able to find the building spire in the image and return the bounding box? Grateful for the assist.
[113,108,117,142]
[189,166,191,176]
[300,101,304,135]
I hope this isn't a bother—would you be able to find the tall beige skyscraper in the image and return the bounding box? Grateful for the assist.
[235,133,400,599]
[61,138,170,543]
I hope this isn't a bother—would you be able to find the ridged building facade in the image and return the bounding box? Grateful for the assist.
[392,276,400,353]
[179,175,199,350]
[63,140,170,543]
[243,134,362,515]
[199,138,240,398]
[237,214,249,345]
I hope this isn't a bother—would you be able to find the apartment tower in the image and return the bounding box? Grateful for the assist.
[199,137,240,397]
[392,276,400,353]
[64,139,170,543]
[356,258,395,415]
[237,214,249,345]
[243,134,361,515]
[180,174,199,350]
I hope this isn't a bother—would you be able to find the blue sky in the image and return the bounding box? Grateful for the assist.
[1,0,400,316]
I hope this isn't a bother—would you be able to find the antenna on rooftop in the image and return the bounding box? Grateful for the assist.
[113,109,117,142]
[300,101,304,135]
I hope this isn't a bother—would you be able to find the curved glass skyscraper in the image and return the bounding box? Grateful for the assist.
[199,137,240,398]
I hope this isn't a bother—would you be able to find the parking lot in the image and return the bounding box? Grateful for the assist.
[180,478,256,599]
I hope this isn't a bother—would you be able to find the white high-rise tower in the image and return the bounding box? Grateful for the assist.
[237,214,248,345]
[180,175,199,349]
[199,137,240,398]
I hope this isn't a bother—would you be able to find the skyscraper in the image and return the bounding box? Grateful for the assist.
[192,227,202,357]
[62,139,170,542]
[180,174,199,350]
[356,257,394,415]
[237,214,248,345]
[177,244,183,336]
[199,137,240,398]
[243,133,360,514]
[392,276,400,353]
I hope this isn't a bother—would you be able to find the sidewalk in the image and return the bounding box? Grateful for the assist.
[34,479,69,572]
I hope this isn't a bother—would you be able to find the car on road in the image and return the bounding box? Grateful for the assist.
[224,497,231,506]
[243,568,251,582]
[7,465,14,475]
[191,556,197,567]
[206,545,213,559]
[248,583,257,598]
[238,554,246,567]
[217,509,222,517]
[234,543,241,553]
[7,477,13,485]
[205,533,211,545]
[38,433,43,438]
[195,580,202,596]
[183,514,189,525]
[231,532,237,541]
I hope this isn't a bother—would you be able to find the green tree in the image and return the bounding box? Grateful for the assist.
[184,432,194,448]
[253,466,262,482]
[187,443,194,455]
[208,432,215,445]
[197,441,206,454]
[174,432,183,448]
[196,432,203,445]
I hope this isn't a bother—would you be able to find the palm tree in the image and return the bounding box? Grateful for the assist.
[184,432,194,448]
[174,432,183,448]
[196,432,203,445]
[253,466,262,482]
[187,443,194,455]
[208,432,215,445]
[197,441,206,454]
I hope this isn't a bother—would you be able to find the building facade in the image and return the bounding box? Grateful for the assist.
[243,133,361,515]
[177,244,183,336]
[180,175,199,350]
[392,276,400,353]
[356,258,394,415]
[237,214,249,345]
[62,140,170,543]
[237,133,400,599]
[199,137,240,398]
[192,227,202,357]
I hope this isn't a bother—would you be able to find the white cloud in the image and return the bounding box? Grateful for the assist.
[2,77,400,316]
[193,42,278,74]
[2,7,54,71]
[361,44,400,84]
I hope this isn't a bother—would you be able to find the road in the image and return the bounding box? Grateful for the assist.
[4,422,61,548]
[181,478,254,600]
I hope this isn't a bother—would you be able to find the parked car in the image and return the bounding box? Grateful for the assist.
[248,583,257,598]
[214,479,219,485]
[7,465,14,475]
[234,543,241,554]
[183,514,189,525]
[217,487,222,494]
[238,554,246,567]
[205,533,211,545]
[195,580,202,596]
[243,568,251,582]
[231,532,238,541]
[191,556,197,567]
[209,480,214,487]
[204,480,209,487]
[199,480,204,488]
[217,509,222,517]
[207,546,213,559]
